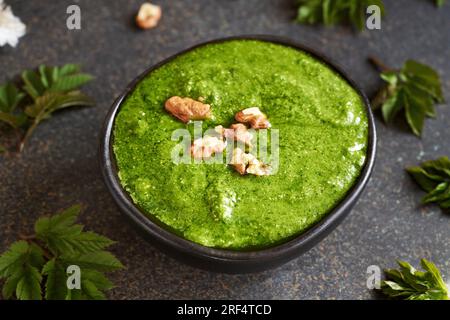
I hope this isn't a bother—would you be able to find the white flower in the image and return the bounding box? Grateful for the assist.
[0,0,26,47]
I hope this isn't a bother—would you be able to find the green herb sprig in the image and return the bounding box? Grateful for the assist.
[407,156,450,209]
[381,259,449,300]
[295,0,385,31]
[435,0,446,7]
[0,64,94,152]
[370,58,444,136]
[0,205,124,300]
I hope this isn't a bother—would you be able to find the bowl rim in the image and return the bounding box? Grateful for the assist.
[100,34,377,262]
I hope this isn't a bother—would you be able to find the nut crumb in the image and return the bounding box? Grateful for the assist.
[136,3,162,30]
[165,96,212,123]
[235,107,271,129]
[215,123,253,147]
[191,136,226,160]
[230,148,271,176]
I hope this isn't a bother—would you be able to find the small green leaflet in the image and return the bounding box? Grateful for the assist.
[295,0,385,31]
[407,156,450,209]
[0,241,45,300]
[435,0,446,7]
[0,205,123,300]
[0,82,27,128]
[0,63,94,152]
[372,60,444,136]
[381,259,449,300]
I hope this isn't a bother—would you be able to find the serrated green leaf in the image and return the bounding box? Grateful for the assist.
[35,204,81,237]
[62,251,124,272]
[58,64,80,76]
[380,259,449,300]
[422,182,450,204]
[50,74,93,92]
[80,279,106,300]
[22,70,46,99]
[2,272,21,299]
[0,82,26,113]
[406,167,443,192]
[82,269,114,291]
[381,90,402,123]
[295,0,385,31]
[0,241,31,277]
[36,205,115,255]
[42,259,69,300]
[372,59,443,136]
[407,157,450,209]
[15,264,43,300]
[404,92,427,137]
[0,241,45,300]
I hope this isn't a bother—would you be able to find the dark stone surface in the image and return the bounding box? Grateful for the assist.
[0,0,449,299]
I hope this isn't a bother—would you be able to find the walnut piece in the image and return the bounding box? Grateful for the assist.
[235,107,271,129]
[191,136,226,160]
[230,148,271,176]
[165,96,212,123]
[215,123,253,147]
[136,3,162,30]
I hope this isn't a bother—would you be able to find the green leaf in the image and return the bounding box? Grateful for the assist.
[80,279,106,300]
[22,70,46,99]
[20,91,94,151]
[404,90,426,136]
[36,205,115,255]
[35,204,81,238]
[16,264,43,300]
[0,241,45,300]
[0,83,26,113]
[407,157,450,209]
[295,0,385,31]
[50,74,94,92]
[1,205,123,300]
[372,59,444,136]
[0,111,27,128]
[381,90,402,123]
[0,241,30,277]
[42,259,68,300]
[435,0,446,7]
[380,259,449,300]
[62,251,124,272]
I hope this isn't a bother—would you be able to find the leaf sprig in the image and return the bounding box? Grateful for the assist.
[381,259,449,300]
[371,58,444,136]
[407,156,450,209]
[295,0,385,31]
[435,0,446,7]
[0,64,94,152]
[0,205,123,300]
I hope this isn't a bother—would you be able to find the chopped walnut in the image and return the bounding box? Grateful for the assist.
[247,161,272,176]
[165,96,212,123]
[235,107,271,129]
[215,123,253,147]
[230,148,271,176]
[191,136,226,160]
[136,3,162,30]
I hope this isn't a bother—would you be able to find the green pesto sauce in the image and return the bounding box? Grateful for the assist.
[113,40,368,250]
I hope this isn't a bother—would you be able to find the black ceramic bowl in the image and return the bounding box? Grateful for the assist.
[100,35,377,274]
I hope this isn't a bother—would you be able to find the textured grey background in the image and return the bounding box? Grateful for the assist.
[0,0,449,299]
